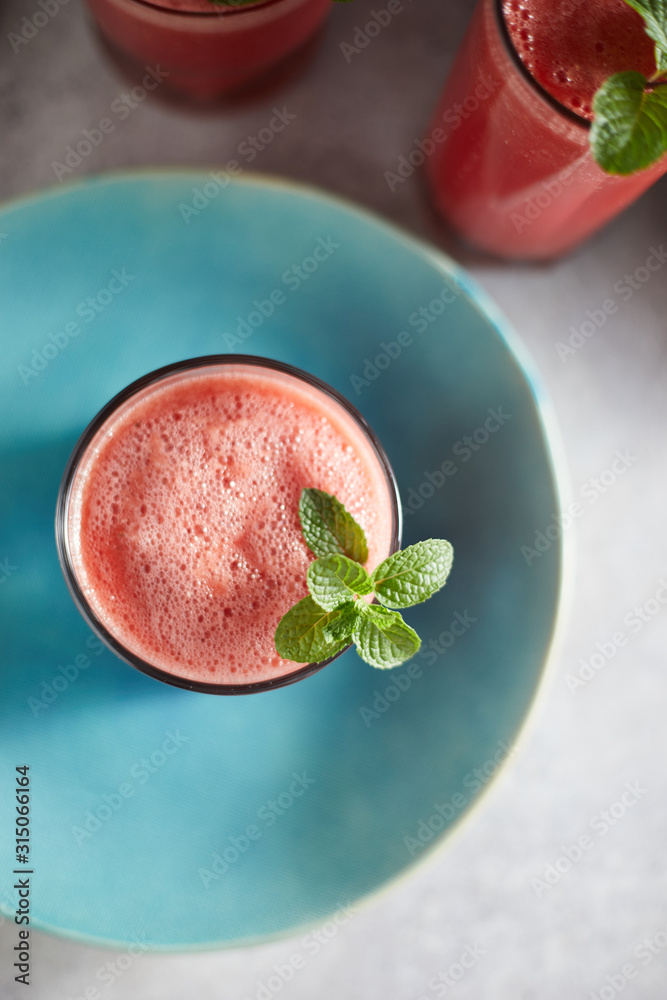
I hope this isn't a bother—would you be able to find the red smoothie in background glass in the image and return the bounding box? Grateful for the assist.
[426,0,667,259]
[58,359,398,693]
[85,0,332,100]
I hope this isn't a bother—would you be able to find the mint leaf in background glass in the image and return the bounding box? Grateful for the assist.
[307,554,373,611]
[590,1,667,173]
[353,605,421,669]
[299,488,369,563]
[591,71,667,174]
[274,596,349,663]
[371,539,454,609]
[622,0,667,69]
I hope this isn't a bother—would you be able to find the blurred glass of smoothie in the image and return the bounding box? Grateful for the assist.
[425,0,667,259]
[84,0,332,100]
[56,357,399,694]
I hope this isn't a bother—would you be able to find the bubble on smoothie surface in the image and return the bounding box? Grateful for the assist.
[502,0,656,121]
[69,370,393,685]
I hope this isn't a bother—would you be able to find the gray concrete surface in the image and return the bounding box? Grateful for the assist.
[1,0,666,996]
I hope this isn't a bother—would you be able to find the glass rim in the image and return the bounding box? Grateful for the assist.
[115,0,298,19]
[55,354,402,696]
[493,0,590,130]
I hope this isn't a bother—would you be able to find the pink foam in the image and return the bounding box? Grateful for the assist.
[69,366,394,685]
[502,0,655,121]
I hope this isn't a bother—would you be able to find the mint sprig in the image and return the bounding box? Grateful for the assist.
[307,553,373,611]
[353,605,421,669]
[371,539,454,609]
[273,595,349,664]
[323,601,359,643]
[299,487,368,563]
[591,1,667,173]
[592,72,667,173]
[274,488,454,670]
[622,0,667,70]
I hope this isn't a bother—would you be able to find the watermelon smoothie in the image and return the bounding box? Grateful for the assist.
[84,0,332,100]
[426,0,667,259]
[56,358,399,693]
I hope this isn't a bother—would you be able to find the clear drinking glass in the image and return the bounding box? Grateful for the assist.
[425,0,667,260]
[55,355,401,695]
[84,0,332,100]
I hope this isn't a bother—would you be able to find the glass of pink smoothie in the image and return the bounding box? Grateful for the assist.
[84,0,332,101]
[56,356,400,694]
[425,0,667,259]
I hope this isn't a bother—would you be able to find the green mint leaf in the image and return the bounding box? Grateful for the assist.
[307,554,373,611]
[353,605,421,669]
[299,488,368,563]
[323,601,361,643]
[591,71,667,174]
[371,539,454,609]
[274,596,349,664]
[275,490,454,673]
[621,0,667,68]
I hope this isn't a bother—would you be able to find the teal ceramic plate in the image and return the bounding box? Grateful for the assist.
[0,173,564,949]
